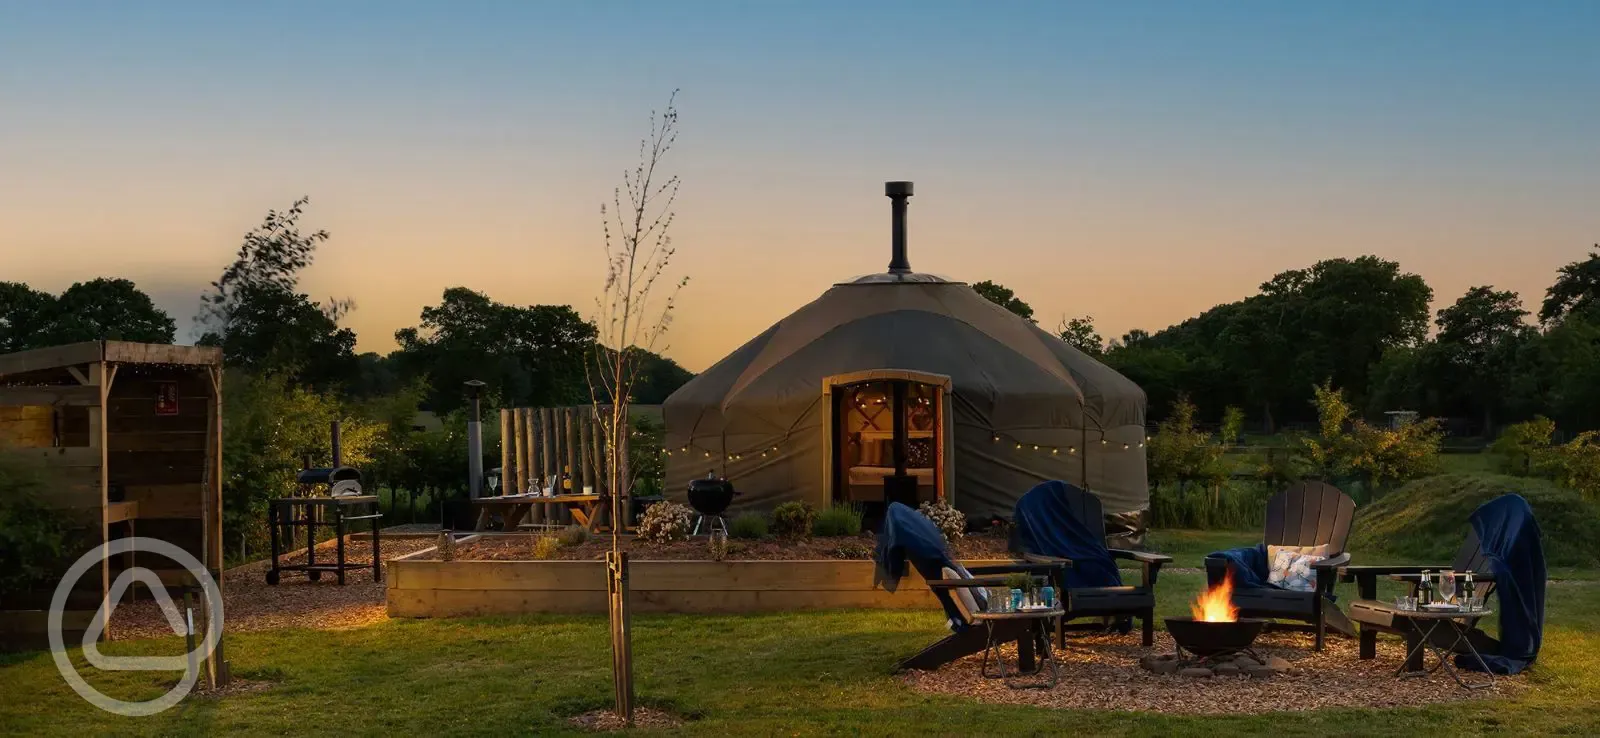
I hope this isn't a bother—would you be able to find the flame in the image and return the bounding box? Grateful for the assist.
[1191,571,1239,623]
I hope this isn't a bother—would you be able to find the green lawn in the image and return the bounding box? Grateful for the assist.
[3,535,1597,736]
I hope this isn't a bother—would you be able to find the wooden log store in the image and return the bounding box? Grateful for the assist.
[0,340,224,667]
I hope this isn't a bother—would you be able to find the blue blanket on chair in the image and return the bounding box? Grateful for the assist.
[1209,543,1273,589]
[1458,494,1546,675]
[874,502,973,631]
[1011,481,1123,589]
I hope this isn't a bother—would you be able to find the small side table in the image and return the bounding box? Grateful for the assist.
[971,608,1063,689]
[1350,600,1494,690]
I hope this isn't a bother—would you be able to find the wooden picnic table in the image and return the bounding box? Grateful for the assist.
[471,493,609,533]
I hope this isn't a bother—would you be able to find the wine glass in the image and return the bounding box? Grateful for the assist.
[1438,570,1456,604]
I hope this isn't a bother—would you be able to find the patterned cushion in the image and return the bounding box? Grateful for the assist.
[1266,546,1327,592]
[941,565,988,626]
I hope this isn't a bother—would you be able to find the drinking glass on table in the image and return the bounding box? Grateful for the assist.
[1439,570,1456,604]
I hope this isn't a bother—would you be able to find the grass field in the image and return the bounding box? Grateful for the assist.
[2,533,1597,737]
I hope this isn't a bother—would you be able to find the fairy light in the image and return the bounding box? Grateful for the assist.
[660,428,1146,468]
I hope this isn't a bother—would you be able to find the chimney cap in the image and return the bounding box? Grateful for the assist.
[885,181,914,197]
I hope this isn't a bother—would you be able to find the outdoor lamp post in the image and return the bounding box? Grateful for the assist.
[464,380,487,500]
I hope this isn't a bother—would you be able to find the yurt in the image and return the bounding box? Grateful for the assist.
[663,182,1149,539]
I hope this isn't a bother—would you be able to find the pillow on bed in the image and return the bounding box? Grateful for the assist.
[1267,546,1326,592]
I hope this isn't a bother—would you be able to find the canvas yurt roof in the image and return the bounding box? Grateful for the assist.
[663,183,1149,522]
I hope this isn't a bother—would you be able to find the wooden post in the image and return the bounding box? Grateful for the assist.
[579,411,595,497]
[564,407,579,525]
[524,408,543,524]
[592,410,608,520]
[541,408,556,495]
[607,550,634,724]
[500,409,515,496]
[514,408,529,498]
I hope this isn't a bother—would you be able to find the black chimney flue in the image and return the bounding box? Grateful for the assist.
[885,181,913,274]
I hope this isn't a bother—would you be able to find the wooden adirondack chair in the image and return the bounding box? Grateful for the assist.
[1012,483,1171,647]
[1203,481,1357,650]
[1342,528,1502,666]
[897,562,1066,671]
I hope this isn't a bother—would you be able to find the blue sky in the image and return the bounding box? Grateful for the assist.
[3,2,1597,369]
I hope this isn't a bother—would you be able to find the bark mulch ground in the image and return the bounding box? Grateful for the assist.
[427,533,1015,561]
[110,537,435,640]
[902,630,1522,714]
[568,707,685,732]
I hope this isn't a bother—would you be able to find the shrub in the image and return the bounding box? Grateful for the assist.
[1538,431,1600,503]
[0,455,84,598]
[1491,417,1557,475]
[813,504,863,537]
[1298,381,1442,496]
[831,539,874,559]
[556,525,590,547]
[771,502,817,539]
[532,535,562,560]
[637,500,693,543]
[728,513,769,540]
[1147,396,1229,489]
[919,500,966,542]
[1349,473,1600,568]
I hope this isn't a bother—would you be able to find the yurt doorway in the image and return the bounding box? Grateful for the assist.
[820,371,953,522]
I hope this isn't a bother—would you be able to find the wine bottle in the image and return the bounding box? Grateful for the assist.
[1418,570,1432,607]
[1462,570,1476,608]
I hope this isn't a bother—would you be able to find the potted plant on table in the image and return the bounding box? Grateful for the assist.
[1004,572,1038,610]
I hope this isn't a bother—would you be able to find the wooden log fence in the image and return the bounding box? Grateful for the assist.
[496,405,629,531]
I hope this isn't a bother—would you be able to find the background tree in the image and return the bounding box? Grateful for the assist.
[1056,314,1103,355]
[196,196,357,388]
[1539,246,1600,325]
[0,282,60,352]
[1426,286,1534,434]
[43,278,176,345]
[392,287,597,412]
[971,280,1035,321]
[0,279,176,351]
[200,282,357,390]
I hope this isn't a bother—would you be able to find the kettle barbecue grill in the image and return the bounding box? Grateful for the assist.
[687,473,738,536]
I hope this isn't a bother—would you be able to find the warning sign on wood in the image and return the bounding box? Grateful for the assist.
[155,381,179,415]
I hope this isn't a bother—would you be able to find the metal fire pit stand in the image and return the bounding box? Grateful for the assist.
[267,495,383,585]
[973,608,1063,689]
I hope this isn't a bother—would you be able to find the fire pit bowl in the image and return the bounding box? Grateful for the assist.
[686,475,738,516]
[1163,616,1268,658]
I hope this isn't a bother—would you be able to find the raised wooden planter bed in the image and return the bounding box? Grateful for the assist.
[386,543,1009,617]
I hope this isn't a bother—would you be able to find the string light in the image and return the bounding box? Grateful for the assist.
[662,427,1143,468]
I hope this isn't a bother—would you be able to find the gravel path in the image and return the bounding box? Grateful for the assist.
[110,537,435,639]
[902,629,1521,714]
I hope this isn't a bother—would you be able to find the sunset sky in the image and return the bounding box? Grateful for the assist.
[3,2,1597,371]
